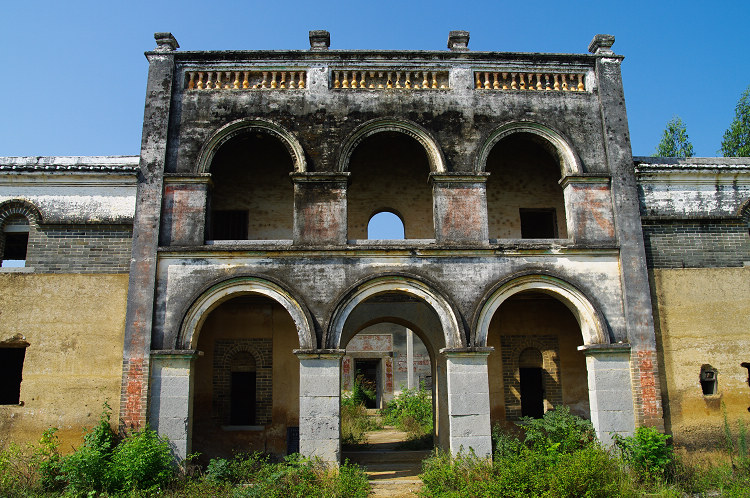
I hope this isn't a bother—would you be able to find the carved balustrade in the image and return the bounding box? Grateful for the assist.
[473,71,586,92]
[332,70,449,90]
[185,70,306,90]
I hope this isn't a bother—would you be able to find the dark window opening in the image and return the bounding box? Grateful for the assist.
[700,365,718,395]
[520,367,545,418]
[3,232,28,260]
[230,371,256,425]
[354,359,380,409]
[742,363,750,388]
[2,216,30,267]
[520,209,558,239]
[0,348,26,404]
[211,210,249,240]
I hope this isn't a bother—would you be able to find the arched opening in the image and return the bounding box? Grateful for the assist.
[191,294,300,462]
[347,132,434,240]
[1,215,30,268]
[486,133,567,239]
[485,291,589,427]
[367,211,405,240]
[207,132,294,241]
[338,292,442,452]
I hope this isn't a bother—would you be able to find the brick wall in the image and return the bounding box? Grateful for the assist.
[27,224,133,273]
[213,339,273,425]
[641,219,750,268]
[501,335,562,420]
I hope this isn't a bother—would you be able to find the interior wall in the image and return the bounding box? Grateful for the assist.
[486,134,567,239]
[651,267,750,450]
[209,133,294,240]
[347,132,434,239]
[487,293,588,427]
[192,295,299,460]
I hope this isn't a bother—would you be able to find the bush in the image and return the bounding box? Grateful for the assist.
[520,406,596,456]
[108,426,176,492]
[614,426,673,482]
[548,445,623,498]
[381,382,433,440]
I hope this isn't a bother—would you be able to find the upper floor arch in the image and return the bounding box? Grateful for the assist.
[337,118,446,173]
[475,121,583,176]
[196,118,307,174]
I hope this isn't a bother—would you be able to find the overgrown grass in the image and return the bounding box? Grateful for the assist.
[0,405,370,497]
[419,406,750,497]
[341,399,382,446]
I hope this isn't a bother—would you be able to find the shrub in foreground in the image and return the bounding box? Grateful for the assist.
[381,382,433,440]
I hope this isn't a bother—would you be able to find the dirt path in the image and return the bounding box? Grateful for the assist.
[343,426,431,497]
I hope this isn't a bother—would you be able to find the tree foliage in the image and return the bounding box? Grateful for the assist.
[654,115,694,157]
[720,86,750,157]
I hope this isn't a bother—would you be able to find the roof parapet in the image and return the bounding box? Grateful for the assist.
[447,30,470,51]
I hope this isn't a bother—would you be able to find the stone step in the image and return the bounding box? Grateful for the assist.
[342,449,431,465]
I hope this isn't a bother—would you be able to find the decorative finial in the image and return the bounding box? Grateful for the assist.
[309,30,330,51]
[588,34,615,55]
[154,32,179,52]
[448,30,470,52]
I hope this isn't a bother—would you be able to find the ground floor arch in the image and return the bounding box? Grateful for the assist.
[475,274,635,444]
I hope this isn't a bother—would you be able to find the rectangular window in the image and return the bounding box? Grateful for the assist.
[520,208,558,239]
[230,371,256,425]
[211,210,249,240]
[0,348,26,404]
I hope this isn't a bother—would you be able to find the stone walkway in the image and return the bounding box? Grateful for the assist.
[343,427,431,497]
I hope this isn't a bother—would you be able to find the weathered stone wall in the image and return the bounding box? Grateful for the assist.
[651,267,750,450]
[0,274,128,451]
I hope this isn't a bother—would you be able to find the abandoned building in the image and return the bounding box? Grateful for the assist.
[1,30,749,464]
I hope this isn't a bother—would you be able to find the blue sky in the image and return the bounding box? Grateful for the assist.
[1,0,748,158]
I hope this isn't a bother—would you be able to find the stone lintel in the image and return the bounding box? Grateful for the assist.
[559,175,611,189]
[309,30,331,51]
[290,172,350,184]
[163,173,212,185]
[440,347,493,358]
[294,348,346,360]
[151,349,203,359]
[578,343,631,355]
[429,172,489,184]
[448,30,470,52]
[588,34,615,55]
[154,32,179,52]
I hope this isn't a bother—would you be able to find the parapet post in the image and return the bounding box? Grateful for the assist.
[309,30,330,51]
[119,32,178,434]
[590,33,665,431]
[447,30,470,51]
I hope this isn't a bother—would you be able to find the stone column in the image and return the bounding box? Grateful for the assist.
[579,344,635,445]
[560,176,616,244]
[291,173,350,245]
[149,350,199,461]
[161,175,211,246]
[442,349,492,457]
[295,350,345,464]
[430,173,489,244]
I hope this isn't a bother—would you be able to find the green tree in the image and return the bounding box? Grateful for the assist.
[720,86,750,157]
[654,115,695,157]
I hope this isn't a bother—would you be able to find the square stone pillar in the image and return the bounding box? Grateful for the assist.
[430,173,489,244]
[149,350,199,461]
[292,173,349,245]
[561,176,616,244]
[442,349,493,457]
[295,350,345,464]
[579,344,635,445]
[160,175,211,246]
